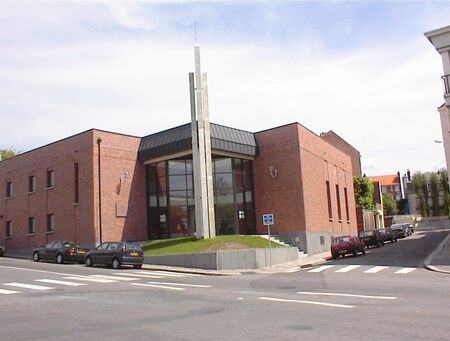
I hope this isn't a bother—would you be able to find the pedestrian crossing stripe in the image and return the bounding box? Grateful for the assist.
[308,265,335,273]
[35,279,86,287]
[306,265,417,274]
[0,288,20,295]
[4,282,54,291]
[64,276,117,283]
[335,265,361,273]
[394,267,416,274]
[363,266,389,274]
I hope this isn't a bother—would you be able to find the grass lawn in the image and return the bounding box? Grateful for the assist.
[141,235,285,256]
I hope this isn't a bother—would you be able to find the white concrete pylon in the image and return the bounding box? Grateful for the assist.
[190,45,215,239]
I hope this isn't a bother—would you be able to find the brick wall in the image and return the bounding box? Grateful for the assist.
[0,129,147,250]
[253,123,358,241]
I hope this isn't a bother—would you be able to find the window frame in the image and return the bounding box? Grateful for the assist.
[46,169,54,189]
[28,217,36,235]
[5,181,13,198]
[5,220,12,238]
[28,175,36,193]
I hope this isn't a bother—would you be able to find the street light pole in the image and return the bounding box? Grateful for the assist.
[97,137,103,245]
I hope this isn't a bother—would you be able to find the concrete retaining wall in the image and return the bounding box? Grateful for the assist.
[144,247,299,270]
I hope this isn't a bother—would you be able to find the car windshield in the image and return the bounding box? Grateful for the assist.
[333,237,352,243]
[391,224,402,229]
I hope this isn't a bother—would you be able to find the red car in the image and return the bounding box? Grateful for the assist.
[331,235,366,260]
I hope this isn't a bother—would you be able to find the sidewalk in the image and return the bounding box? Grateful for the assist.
[424,230,450,274]
[142,251,331,275]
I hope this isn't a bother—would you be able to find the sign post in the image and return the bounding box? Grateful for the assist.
[262,214,274,268]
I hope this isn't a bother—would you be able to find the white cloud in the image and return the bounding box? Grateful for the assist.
[0,2,447,176]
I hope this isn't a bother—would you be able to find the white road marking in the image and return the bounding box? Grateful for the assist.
[64,276,117,283]
[0,265,78,277]
[134,271,188,277]
[0,288,20,295]
[90,275,139,281]
[258,297,354,309]
[364,266,389,274]
[4,282,54,291]
[395,267,416,274]
[35,279,86,287]
[308,265,335,273]
[112,273,165,279]
[130,282,184,291]
[335,265,361,273]
[297,291,397,300]
[145,281,211,288]
[237,298,244,300]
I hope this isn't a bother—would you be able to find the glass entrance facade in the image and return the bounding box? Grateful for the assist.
[146,156,255,239]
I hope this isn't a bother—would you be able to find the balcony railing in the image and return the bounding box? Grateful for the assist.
[442,74,450,96]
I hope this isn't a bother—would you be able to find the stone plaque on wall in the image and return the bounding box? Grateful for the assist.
[116,203,128,217]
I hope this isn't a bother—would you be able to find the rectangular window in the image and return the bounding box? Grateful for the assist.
[6,221,12,237]
[28,175,36,193]
[46,170,54,188]
[336,184,342,221]
[6,181,12,198]
[28,217,35,235]
[344,187,350,222]
[326,181,332,220]
[74,163,79,204]
[47,214,54,232]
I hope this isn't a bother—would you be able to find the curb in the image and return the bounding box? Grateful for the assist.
[141,264,235,276]
[423,230,450,274]
[299,257,330,269]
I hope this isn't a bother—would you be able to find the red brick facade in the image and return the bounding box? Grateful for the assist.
[0,129,146,250]
[254,123,358,253]
[1,123,358,255]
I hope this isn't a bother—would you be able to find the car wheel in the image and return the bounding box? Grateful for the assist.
[362,248,366,255]
[85,256,93,267]
[33,252,40,262]
[133,264,143,269]
[353,248,358,257]
[112,258,121,269]
[376,242,380,248]
[56,253,64,264]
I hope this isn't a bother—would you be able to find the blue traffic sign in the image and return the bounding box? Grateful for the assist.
[262,214,274,225]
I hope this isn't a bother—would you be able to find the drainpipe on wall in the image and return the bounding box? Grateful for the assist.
[97,137,103,244]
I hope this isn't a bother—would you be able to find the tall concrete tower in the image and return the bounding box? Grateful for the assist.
[425,26,450,179]
[189,45,216,239]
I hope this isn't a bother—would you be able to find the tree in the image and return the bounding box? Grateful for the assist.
[430,172,440,216]
[353,176,374,209]
[0,148,17,161]
[438,169,450,216]
[412,172,427,216]
[383,192,399,216]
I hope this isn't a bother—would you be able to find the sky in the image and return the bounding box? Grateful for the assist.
[1,0,450,176]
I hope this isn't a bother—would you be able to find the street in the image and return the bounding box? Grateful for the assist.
[1,230,450,341]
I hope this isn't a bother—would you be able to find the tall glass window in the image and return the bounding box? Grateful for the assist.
[146,156,254,239]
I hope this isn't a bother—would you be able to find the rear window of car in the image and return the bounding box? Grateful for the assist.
[124,242,142,251]
[333,237,352,243]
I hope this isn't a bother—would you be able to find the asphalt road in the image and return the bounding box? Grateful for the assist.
[1,230,449,341]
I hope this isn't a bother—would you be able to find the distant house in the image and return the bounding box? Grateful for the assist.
[369,174,402,201]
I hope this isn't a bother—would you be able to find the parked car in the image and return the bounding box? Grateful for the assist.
[0,245,5,256]
[33,240,89,264]
[359,229,385,248]
[330,235,366,260]
[390,223,410,238]
[379,227,397,243]
[85,242,144,269]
